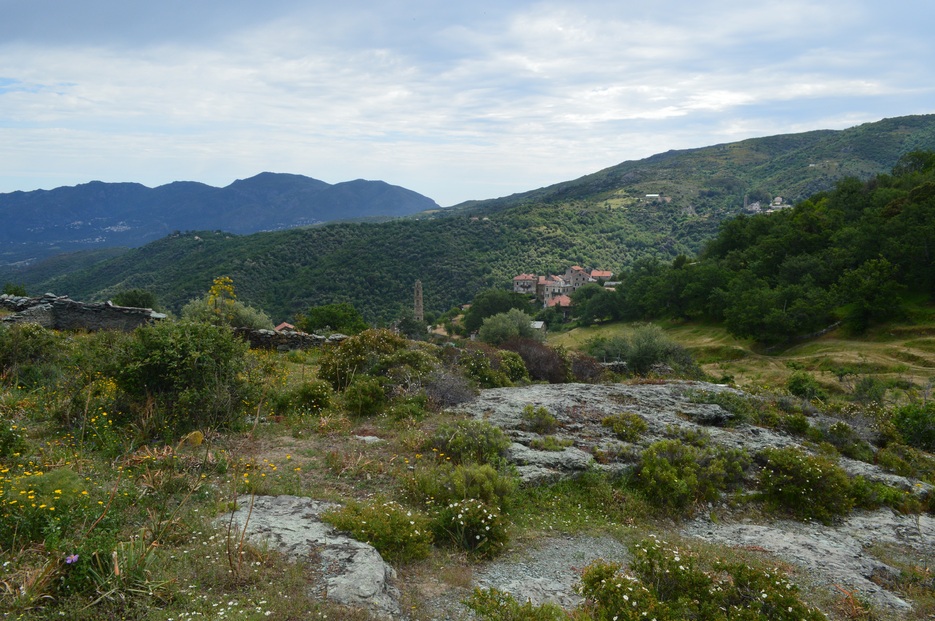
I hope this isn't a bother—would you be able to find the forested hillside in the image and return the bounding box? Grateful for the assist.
[30,197,711,322]
[575,151,935,343]
[10,114,935,324]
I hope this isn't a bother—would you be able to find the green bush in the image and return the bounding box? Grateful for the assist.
[478,309,543,346]
[322,499,432,563]
[458,347,512,388]
[498,350,530,383]
[464,588,569,620]
[757,446,854,523]
[875,443,935,483]
[824,421,874,462]
[585,324,701,377]
[892,402,935,451]
[433,498,508,557]
[342,375,386,417]
[115,320,253,439]
[636,439,749,517]
[786,371,827,401]
[408,462,517,510]
[317,329,408,390]
[522,404,559,434]
[601,412,648,442]
[425,419,511,466]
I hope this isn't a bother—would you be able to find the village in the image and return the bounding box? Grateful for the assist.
[512,265,617,312]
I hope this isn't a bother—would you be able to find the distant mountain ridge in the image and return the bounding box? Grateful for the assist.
[0,173,440,265]
[7,113,935,323]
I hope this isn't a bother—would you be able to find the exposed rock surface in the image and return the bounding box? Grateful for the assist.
[683,510,935,612]
[219,495,401,617]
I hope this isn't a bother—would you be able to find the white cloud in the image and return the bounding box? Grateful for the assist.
[0,0,932,204]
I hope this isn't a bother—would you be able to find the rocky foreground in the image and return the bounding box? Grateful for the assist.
[225,381,934,618]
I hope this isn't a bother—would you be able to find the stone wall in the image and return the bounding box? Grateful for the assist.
[0,293,167,331]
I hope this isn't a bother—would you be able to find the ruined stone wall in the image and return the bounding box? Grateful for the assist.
[0,293,166,331]
[233,327,347,351]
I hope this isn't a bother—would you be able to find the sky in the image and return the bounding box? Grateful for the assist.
[1,1,932,207]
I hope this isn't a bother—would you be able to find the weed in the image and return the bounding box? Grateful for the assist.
[528,436,574,451]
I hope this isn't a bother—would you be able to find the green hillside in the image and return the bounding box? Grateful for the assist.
[13,114,935,323]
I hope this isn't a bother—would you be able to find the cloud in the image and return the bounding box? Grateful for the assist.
[0,1,932,204]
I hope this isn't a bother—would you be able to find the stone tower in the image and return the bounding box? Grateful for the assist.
[413,280,424,322]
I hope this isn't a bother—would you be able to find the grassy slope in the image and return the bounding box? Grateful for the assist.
[550,308,935,399]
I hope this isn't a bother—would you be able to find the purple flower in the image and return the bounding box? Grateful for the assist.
[65,554,78,564]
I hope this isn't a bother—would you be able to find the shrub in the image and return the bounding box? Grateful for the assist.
[502,338,570,384]
[577,538,827,621]
[432,498,508,557]
[407,461,517,510]
[875,443,935,484]
[601,412,648,442]
[477,309,543,346]
[892,402,935,451]
[569,352,606,383]
[0,417,26,458]
[786,371,827,401]
[757,446,854,523]
[115,320,253,439]
[423,368,477,410]
[457,345,512,388]
[425,419,511,466]
[522,405,559,434]
[322,499,432,563]
[271,380,333,418]
[498,351,530,383]
[824,421,874,462]
[852,375,887,404]
[636,439,749,517]
[342,375,386,417]
[585,324,701,378]
[317,329,407,390]
[0,467,100,550]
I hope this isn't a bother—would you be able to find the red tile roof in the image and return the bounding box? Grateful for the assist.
[546,294,572,307]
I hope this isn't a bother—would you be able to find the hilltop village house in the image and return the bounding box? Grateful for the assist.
[513,266,615,312]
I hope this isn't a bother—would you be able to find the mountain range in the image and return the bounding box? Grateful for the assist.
[4,113,935,322]
[0,173,439,266]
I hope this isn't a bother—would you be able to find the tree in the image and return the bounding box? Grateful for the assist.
[2,283,27,296]
[463,289,536,334]
[570,284,618,325]
[111,288,159,310]
[181,276,273,330]
[833,257,905,333]
[295,302,369,335]
[478,309,542,345]
[396,308,428,340]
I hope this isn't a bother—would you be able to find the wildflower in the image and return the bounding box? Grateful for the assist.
[66,554,79,564]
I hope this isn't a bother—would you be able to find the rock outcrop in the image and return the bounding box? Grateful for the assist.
[220,495,401,617]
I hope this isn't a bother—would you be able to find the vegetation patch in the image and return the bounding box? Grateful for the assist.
[321,498,433,563]
[601,412,648,442]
